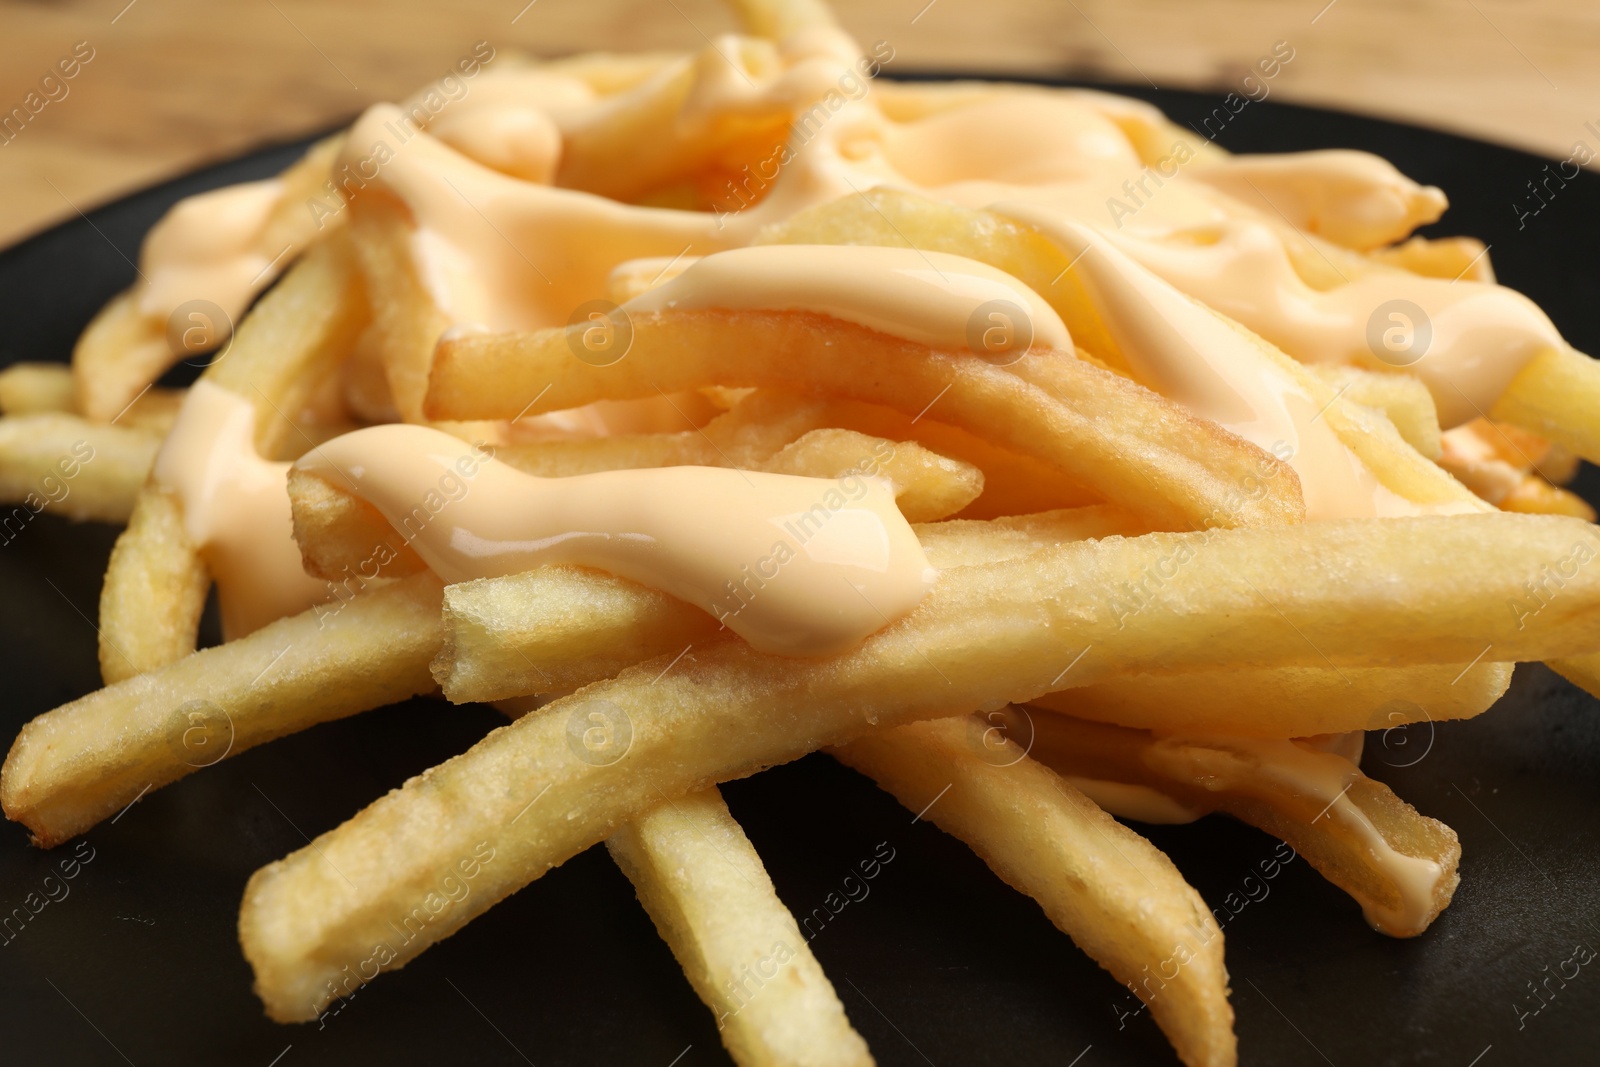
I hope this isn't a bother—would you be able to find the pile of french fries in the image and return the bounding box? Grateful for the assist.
[5,1,1600,1064]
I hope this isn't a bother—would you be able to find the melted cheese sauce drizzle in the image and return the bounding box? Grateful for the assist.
[998,210,1426,521]
[296,424,934,657]
[1100,219,1563,429]
[622,244,1071,352]
[151,381,329,639]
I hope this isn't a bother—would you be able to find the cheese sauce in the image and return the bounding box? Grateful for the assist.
[296,424,934,656]
[151,381,329,639]
[137,17,1562,911]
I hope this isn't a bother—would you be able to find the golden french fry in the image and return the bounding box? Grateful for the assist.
[2,574,443,848]
[831,716,1235,1067]
[1500,476,1597,521]
[71,135,346,424]
[743,427,983,522]
[71,290,174,424]
[607,788,874,1067]
[98,237,369,682]
[438,564,719,700]
[436,506,1150,704]
[348,195,453,423]
[98,488,210,684]
[1030,661,1512,739]
[427,312,1303,532]
[1491,346,1600,467]
[436,512,1585,709]
[240,512,1600,1022]
[1004,707,1461,937]
[0,415,159,524]
[0,363,77,416]
[1305,364,1442,460]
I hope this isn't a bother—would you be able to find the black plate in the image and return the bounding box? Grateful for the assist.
[2,81,1599,1067]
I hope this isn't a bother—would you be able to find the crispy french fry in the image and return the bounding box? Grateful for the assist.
[98,488,210,684]
[0,363,77,416]
[98,237,368,682]
[1,574,442,848]
[428,312,1303,532]
[1500,476,1597,521]
[0,415,159,524]
[1030,661,1512,739]
[607,788,874,1067]
[348,195,453,423]
[762,428,982,522]
[240,512,1600,1023]
[0,361,184,436]
[1003,707,1461,937]
[1491,346,1600,466]
[71,291,174,425]
[1305,364,1442,460]
[831,716,1235,1067]
[71,136,346,423]
[431,512,1541,715]
[436,506,1150,704]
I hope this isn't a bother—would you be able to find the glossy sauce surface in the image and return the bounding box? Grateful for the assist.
[297,424,934,656]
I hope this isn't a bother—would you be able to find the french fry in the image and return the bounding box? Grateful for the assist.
[0,362,185,437]
[71,135,347,423]
[2,573,443,848]
[1500,476,1597,521]
[1030,661,1512,739]
[70,290,175,425]
[0,415,159,524]
[831,716,1235,1067]
[348,195,453,423]
[762,428,983,522]
[1003,707,1461,937]
[427,312,1304,532]
[98,237,368,682]
[0,363,77,416]
[240,512,1600,1023]
[98,488,210,684]
[1491,346,1600,467]
[606,788,874,1067]
[436,506,1150,704]
[1305,364,1442,460]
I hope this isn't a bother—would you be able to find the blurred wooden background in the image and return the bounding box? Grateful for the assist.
[2,0,1596,249]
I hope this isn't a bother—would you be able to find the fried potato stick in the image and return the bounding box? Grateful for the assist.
[3,574,442,847]
[241,513,1600,1022]
[1003,707,1461,937]
[97,236,367,682]
[607,788,874,1067]
[0,415,159,524]
[831,716,1235,1067]
[426,311,1304,532]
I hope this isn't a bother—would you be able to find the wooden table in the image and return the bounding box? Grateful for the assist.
[2,0,1595,249]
